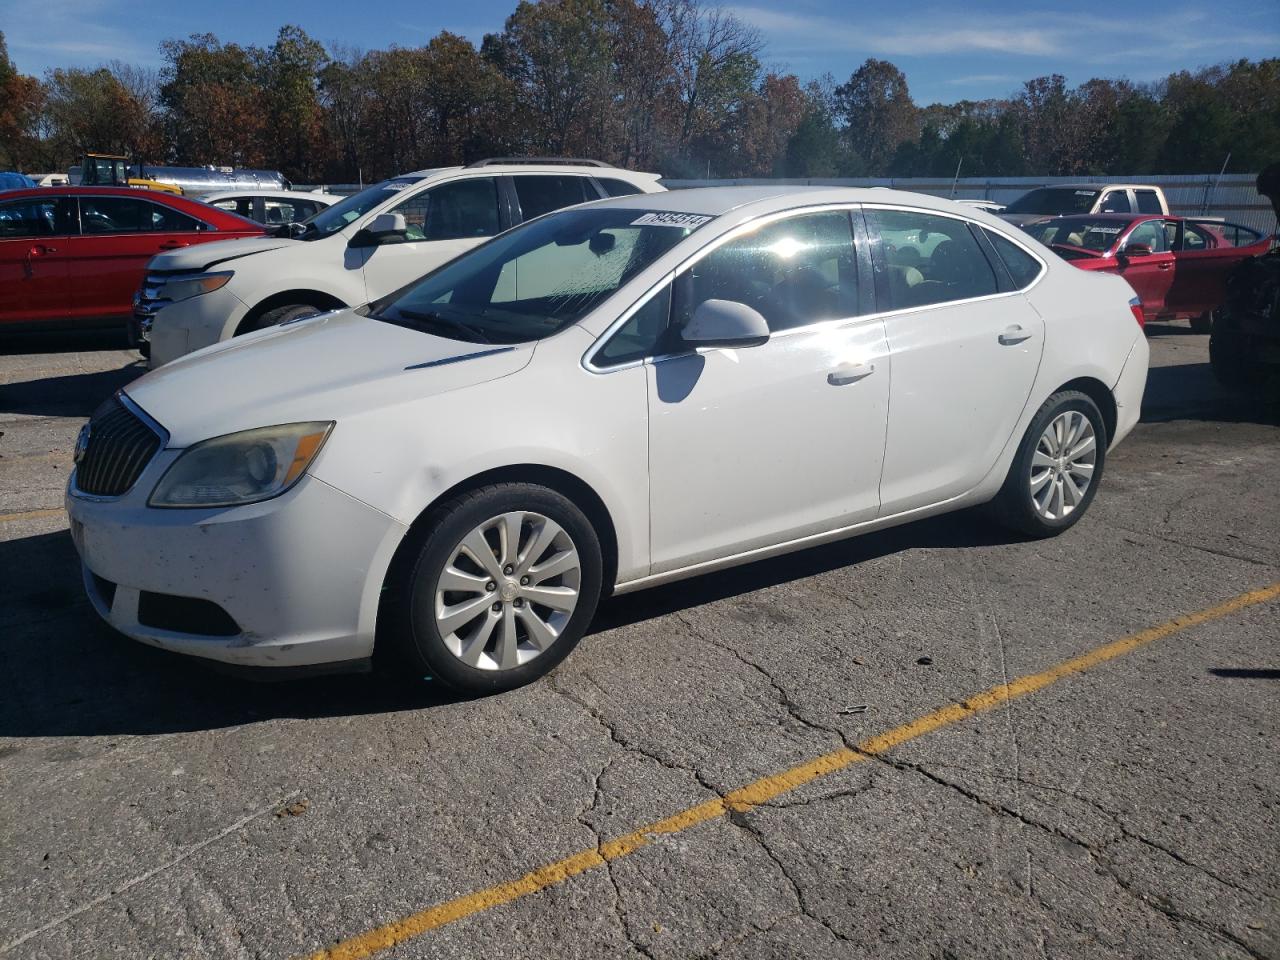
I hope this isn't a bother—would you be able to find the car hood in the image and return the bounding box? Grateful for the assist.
[149,235,296,272]
[125,310,534,447]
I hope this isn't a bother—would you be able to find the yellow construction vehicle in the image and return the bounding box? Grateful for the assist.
[79,153,184,195]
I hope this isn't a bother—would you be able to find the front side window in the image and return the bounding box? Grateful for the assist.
[369,207,704,344]
[212,197,253,219]
[1135,189,1163,214]
[0,197,76,237]
[984,229,1043,289]
[79,197,201,234]
[673,212,859,334]
[263,198,318,224]
[1100,191,1131,213]
[513,175,594,221]
[871,209,997,309]
[421,178,500,241]
[1124,220,1169,254]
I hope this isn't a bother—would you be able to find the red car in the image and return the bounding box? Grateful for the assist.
[0,186,264,333]
[1022,213,1271,331]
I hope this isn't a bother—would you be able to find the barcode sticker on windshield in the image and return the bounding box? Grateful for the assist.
[631,212,713,229]
[383,182,411,191]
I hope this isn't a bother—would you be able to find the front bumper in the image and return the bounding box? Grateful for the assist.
[66,463,408,670]
[140,285,250,368]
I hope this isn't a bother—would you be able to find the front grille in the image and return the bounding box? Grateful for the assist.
[133,274,170,336]
[75,396,163,497]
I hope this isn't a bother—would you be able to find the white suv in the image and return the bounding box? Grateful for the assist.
[136,159,663,366]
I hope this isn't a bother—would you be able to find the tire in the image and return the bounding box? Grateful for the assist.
[392,483,603,694]
[1189,311,1213,334]
[990,390,1107,538]
[239,303,321,335]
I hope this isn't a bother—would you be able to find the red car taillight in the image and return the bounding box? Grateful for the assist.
[1128,296,1145,329]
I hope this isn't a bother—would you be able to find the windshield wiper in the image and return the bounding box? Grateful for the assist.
[389,309,492,344]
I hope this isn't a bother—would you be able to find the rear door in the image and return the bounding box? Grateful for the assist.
[67,196,208,321]
[1166,220,1263,317]
[0,195,76,326]
[357,177,504,300]
[868,206,1045,513]
[1114,219,1175,319]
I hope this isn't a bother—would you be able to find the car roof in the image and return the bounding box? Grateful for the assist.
[584,185,1011,219]
[1041,183,1161,191]
[399,164,663,183]
[0,185,194,200]
[200,190,334,202]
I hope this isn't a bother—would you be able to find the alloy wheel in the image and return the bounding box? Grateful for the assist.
[433,511,581,671]
[1029,410,1097,520]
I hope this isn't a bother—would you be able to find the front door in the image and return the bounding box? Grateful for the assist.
[357,177,502,301]
[0,195,76,326]
[646,209,890,573]
[1115,219,1176,319]
[66,196,206,321]
[868,206,1045,514]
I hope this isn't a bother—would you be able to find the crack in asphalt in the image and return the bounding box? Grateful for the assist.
[870,756,1268,960]
[1108,522,1279,570]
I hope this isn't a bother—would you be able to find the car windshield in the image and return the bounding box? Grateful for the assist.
[1006,188,1100,215]
[369,207,710,343]
[1023,216,1130,252]
[295,177,419,239]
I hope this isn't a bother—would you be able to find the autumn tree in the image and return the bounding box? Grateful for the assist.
[259,26,329,180]
[159,33,267,166]
[834,59,917,175]
[0,31,46,170]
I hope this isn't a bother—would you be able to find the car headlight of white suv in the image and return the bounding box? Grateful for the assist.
[160,271,235,303]
[149,422,334,508]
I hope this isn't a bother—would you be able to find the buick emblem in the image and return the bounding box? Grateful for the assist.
[74,424,91,464]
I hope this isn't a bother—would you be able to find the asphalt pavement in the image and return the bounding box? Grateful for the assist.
[0,321,1277,960]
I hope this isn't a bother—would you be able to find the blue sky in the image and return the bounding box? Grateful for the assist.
[1,0,1276,104]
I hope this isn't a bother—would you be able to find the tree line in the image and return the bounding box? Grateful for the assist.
[1,0,1276,183]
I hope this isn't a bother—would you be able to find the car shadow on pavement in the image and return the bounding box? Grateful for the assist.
[0,361,147,418]
[0,328,133,356]
[1140,361,1280,426]
[1,511,1018,739]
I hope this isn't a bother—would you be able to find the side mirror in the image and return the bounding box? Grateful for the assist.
[682,299,770,349]
[351,212,407,247]
[1120,242,1152,259]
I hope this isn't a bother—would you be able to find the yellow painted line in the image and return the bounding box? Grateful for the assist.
[302,582,1280,960]
[0,508,65,524]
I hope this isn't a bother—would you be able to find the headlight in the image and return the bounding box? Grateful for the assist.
[161,271,233,303]
[149,422,334,508]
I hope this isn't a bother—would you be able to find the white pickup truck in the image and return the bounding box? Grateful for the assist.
[1000,183,1170,226]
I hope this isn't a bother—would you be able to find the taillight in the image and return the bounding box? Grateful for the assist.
[1128,296,1145,329]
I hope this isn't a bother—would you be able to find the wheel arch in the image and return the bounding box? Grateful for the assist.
[1055,375,1117,445]
[235,289,349,336]
[374,463,621,651]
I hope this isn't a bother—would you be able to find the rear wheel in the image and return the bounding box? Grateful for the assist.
[990,390,1106,538]
[394,483,603,694]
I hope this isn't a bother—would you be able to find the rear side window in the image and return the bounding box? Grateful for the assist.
[263,198,319,224]
[983,229,1043,289]
[1099,191,1131,213]
[597,177,644,198]
[673,211,859,333]
[513,175,594,221]
[211,198,252,218]
[1135,190,1162,214]
[871,209,998,309]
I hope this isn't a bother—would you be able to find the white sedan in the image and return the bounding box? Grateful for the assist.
[66,187,1148,693]
[199,189,335,225]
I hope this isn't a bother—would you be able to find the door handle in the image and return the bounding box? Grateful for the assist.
[998,325,1032,345]
[827,362,875,385]
[1157,261,1172,270]
[26,245,56,256]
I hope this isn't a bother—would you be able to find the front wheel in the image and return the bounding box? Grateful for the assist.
[394,483,603,694]
[990,390,1107,538]
[1189,310,1214,334]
